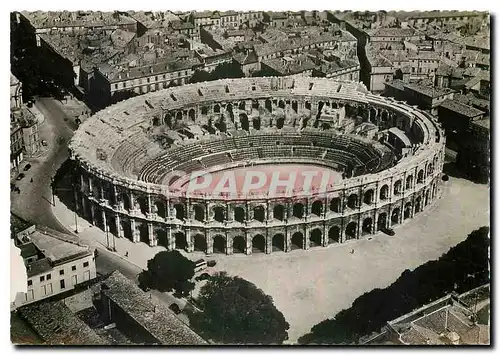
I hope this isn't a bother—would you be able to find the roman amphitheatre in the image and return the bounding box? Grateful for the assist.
[69,76,445,256]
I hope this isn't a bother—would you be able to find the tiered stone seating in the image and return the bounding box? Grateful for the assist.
[201,153,232,167]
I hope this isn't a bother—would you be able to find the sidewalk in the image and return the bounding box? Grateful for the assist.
[51,195,166,271]
[30,102,46,125]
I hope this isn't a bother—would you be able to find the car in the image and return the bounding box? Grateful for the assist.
[195,272,211,281]
[207,260,217,267]
[169,303,182,314]
[23,164,31,171]
[16,173,25,181]
[41,140,48,146]
[381,227,395,236]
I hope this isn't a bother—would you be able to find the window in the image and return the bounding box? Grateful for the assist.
[163,74,166,79]
[60,279,65,289]
[178,72,181,77]
[147,78,150,83]
[71,275,78,286]
[27,280,32,286]
[72,265,76,271]
[46,283,53,295]
[114,84,118,90]
[83,261,89,268]
[40,276,45,282]
[46,274,51,280]
[59,269,64,276]
[155,76,158,81]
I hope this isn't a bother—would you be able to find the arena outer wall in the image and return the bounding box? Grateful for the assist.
[69,77,446,255]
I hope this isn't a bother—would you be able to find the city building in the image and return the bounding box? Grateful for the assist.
[261,55,316,77]
[11,219,97,309]
[10,73,23,109]
[384,80,455,115]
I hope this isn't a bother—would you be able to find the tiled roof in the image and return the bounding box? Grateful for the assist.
[439,99,485,117]
[101,271,207,345]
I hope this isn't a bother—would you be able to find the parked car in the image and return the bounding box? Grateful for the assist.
[16,173,25,181]
[207,260,217,267]
[23,164,31,171]
[41,140,48,146]
[381,227,395,236]
[169,303,182,314]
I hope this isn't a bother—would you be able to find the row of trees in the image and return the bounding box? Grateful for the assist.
[138,251,290,344]
[298,226,490,344]
[189,62,244,84]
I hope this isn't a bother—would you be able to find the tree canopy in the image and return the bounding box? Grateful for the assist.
[190,272,289,344]
[298,226,490,345]
[189,61,244,84]
[138,250,195,296]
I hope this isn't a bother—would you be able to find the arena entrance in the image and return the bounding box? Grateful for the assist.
[193,234,206,252]
[309,229,322,247]
[174,232,187,251]
[213,235,226,254]
[291,232,304,250]
[328,226,340,244]
[272,233,285,252]
[252,234,266,253]
[232,236,246,253]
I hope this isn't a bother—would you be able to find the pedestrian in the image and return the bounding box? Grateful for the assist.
[30,178,33,183]
[350,249,355,254]
[125,251,129,257]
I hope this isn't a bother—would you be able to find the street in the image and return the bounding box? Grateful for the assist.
[10,98,138,279]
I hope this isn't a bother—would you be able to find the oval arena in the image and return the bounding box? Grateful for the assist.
[69,77,446,255]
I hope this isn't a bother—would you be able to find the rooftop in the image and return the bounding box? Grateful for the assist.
[17,300,109,345]
[439,99,485,118]
[21,11,136,29]
[408,10,487,19]
[263,55,316,75]
[404,82,455,98]
[366,27,418,38]
[101,271,207,345]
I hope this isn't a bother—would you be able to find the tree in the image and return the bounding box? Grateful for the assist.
[211,61,244,80]
[190,272,289,344]
[138,250,195,296]
[189,69,212,84]
[298,226,490,344]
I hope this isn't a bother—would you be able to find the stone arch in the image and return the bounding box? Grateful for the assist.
[193,234,206,252]
[174,231,187,250]
[345,222,357,240]
[265,99,273,112]
[252,117,261,130]
[311,200,323,216]
[253,205,266,222]
[379,185,389,200]
[188,108,195,121]
[305,101,311,110]
[377,213,387,230]
[362,217,373,235]
[138,222,149,244]
[391,208,400,225]
[292,100,298,113]
[176,111,183,120]
[393,180,402,195]
[406,175,413,189]
[427,163,434,176]
[234,206,245,223]
[291,232,304,250]
[310,228,322,247]
[415,196,422,213]
[214,104,220,113]
[238,101,246,110]
[432,182,437,199]
[232,236,246,253]
[273,204,285,221]
[213,235,226,254]
[404,202,412,219]
[417,169,425,184]
[136,195,148,215]
[173,203,185,220]
[292,203,305,218]
[213,206,225,223]
[193,204,205,222]
[347,193,358,209]
[272,233,285,252]
[363,189,374,205]
[276,116,285,129]
[330,197,341,212]
[122,193,131,211]
[252,234,266,253]
[165,113,172,128]
[152,116,160,126]
[153,200,167,218]
[321,123,331,130]
[252,100,259,110]
[201,106,209,115]
[328,225,340,244]
[226,103,233,114]
[239,113,249,131]
[278,100,285,109]
[156,228,168,248]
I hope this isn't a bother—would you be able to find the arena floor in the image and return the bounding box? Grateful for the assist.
[170,163,343,198]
